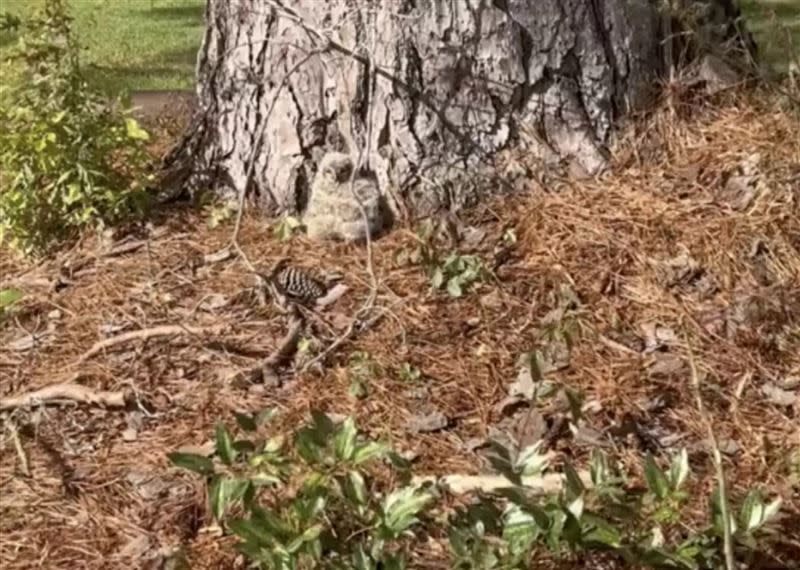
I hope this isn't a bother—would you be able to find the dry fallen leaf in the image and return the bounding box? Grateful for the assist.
[407,409,449,433]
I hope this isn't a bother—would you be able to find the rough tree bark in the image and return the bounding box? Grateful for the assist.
[162,0,751,220]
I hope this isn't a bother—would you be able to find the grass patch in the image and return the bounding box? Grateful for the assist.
[0,0,204,94]
[740,0,800,72]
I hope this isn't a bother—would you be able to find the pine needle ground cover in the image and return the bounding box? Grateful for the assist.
[1,86,798,568]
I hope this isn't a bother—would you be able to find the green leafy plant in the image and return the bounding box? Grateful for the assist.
[502,227,517,245]
[206,202,235,229]
[170,410,429,570]
[397,362,422,383]
[347,351,381,400]
[172,412,784,570]
[0,0,150,255]
[0,288,23,319]
[274,215,302,242]
[399,221,491,298]
[429,253,489,298]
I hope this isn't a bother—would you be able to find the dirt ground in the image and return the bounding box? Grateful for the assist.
[1,88,799,569]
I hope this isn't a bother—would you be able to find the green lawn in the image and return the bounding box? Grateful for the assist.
[0,0,205,94]
[740,0,800,72]
[0,0,795,96]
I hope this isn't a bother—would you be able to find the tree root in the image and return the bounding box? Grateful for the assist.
[76,324,219,364]
[0,383,129,411]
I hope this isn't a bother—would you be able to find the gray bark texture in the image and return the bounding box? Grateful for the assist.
[162,0,751,219]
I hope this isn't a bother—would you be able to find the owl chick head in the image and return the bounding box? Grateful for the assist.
[319,152,354,183]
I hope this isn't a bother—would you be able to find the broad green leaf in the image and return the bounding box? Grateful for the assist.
[234,412,258,432]
[564,387,584,424]
[566,496,584,520]
[562,461,585,499]
[263,434,285,454]
[382,486,433,535]
[251,506,293,540]
[669,448,690,490]
[486,440,519,485]
[581,514,621,548]
[274,216,301,241]
[232,440,255,455]
[125,117,150,141]
[341,470,368,507]
[762,498,782,525]
[589,449,609,487]
[250,473,283,487]
[167,452,214,475]
[353,441,389,465]
[296,428,324,464]
[0,288,23,310]
[209,476,250,520]
[333,416,357,462]
[380,553,407,570]
[503,504,539,551]
[293,491,327,524]
[310,410,336,440]
[215,423,237,465]
[740,488,762,531]
[516,440,550,477]
[286,524,323,553]
[256,407,278,425]
[348,378,368,399]
[430,267,445,289]
[229,517,275,547]
[644,453,670,500]
[562,510,582,547]
[352,544,375,570]
[446,277,463,298]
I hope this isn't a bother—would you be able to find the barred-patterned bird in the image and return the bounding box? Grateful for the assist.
[264,258,327,306]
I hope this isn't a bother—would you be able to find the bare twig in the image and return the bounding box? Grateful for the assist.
[76,324,220,364]
[5,420,30,476]
[686,338,735,570]
[102,239,146,257]
[0,384,129,411]
[596,333,641,356]
[300,304,387,373]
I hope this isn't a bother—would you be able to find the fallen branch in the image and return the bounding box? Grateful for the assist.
[102,239,145,257]
[229,316,305,388]
[76,324,219,364]
[0,383,129,411]
[412,470,592,495]
[596,333,641,356]
[264,317,304,368]
[6,420,30,476]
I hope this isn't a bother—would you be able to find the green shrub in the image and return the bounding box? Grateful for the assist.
[0,0,150,255]
[171,411,783,569]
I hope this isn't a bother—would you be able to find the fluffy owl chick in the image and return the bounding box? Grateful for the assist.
[303,152,384,242]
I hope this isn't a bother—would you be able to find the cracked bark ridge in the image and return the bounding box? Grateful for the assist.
[162,0,750,218]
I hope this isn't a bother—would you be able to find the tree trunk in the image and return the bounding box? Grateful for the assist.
[162,0,751,220]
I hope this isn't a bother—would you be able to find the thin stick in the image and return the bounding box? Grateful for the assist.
[76,324,219,364]
[6,420,30,476]
[0,384,128,411]
[686,338,735,570]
